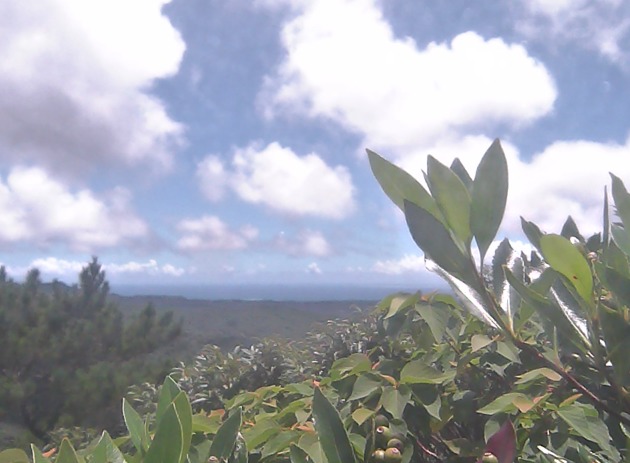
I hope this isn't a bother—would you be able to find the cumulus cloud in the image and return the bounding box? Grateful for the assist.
[196,142,356,219]
[274,229,332,257]
[261,0,556,154]
[517,0,630,64]
[0,0,185,176]
[0,167,147,250]
[372,254,427,275]
[176,215,259,251]
[106,259,185,276]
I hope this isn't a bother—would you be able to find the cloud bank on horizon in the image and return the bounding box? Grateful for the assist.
[1,0,630,288]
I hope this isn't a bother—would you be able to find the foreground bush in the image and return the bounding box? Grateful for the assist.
[4,138,630,462]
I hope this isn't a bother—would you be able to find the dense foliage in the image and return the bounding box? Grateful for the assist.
[4,138,630,463]
[0,258,182,442]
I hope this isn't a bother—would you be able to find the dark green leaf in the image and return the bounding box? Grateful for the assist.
[312,387,357,463]
[471,139,509,264]
[349,373,383,401]
[229,433,248,463]
[262,431,299,459]
[367,149,441,218]
[521,217,544,251]
[156,375,181,425]
[404,200,475,284]
[414,302,449,342]
[242,418,281,449]
[290,444,312,463]
[540,234,593,304]
[599,303,630,388]
[145,393,186,463]
[400,359,455,384]
[209,408,242,460]
[611,223,630,257]
[611,173,630,229]
[492,238,523,330]
[427,155,472,245]
[560,216,584,242]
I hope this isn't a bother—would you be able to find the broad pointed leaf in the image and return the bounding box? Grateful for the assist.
[91,431,126,463]
[367,149,441,218]
[560,216,584,242]
[312,387,357,463]
[450,158,473,191]
[521,217,543,251]
[209,408,242,460]
[145,393,186,463]
[492,239,523,331]
[123,398,149,454]
[400,359,456,384]
[611,173,630,229]
[156,375,181,425]
[540,234,593,304]
[30,446,51,463]
[380,385,411,420]
[471,139,509,264]
[427,155,472,246]
[611,223,630,257]
[598,302,630,387]
[290,444,312,463]
[404,200,476,285]
[55,439,80,463]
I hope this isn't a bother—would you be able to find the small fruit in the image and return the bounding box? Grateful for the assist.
[481,453,498,463]
[375,425,392,446]
[384,447,402,463]
[374,414,389,427]
[371,449,386,463]
[386,438,404,452]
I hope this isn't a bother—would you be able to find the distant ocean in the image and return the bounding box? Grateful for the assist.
[111,284,427,302]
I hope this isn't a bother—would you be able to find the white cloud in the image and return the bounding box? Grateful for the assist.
[306,262,322,274]
[517,0,630,64]
[372,254,428,275]
[0,167,147,250]
[0,0,185,176]
[196,142,356,219]
[261,0,556,154]
[275,229,332,256]
[176,215,259,251]
[106,259,185,276]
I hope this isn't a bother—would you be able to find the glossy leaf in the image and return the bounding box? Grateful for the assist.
[404,200,477,285]
[55,439,80,463]
[145,393,187,463]
[367,149,441,218]
[30,446,51,463]
[312,387,357,463]
[0,449,29,463]
[477,393,534,415]
[156,375,181,425]
[471,139,509,264]
[351,408,375,426]
[384,292,421,319]
[123,398,149,454]
[229,433,248,463]
[540,234,593,304]
[426,259,500,329]
[209,408,243,461]
[415,302,449,342]
[492,238,523,331]
[349,373,383,400]
[427,155,472,246]
[290,444,312,463]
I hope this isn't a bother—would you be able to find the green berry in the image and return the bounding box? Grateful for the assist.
[375,425,392,446]
[384,447,402,463]
[386,438,404,452]
[371,449,386,463]
[374,414,389,427]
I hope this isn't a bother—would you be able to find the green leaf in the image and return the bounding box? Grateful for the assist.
[55,439,80,463]
[156,375,181,425]
[123,398,149,453]
[330,353,372,379]
[599,303,630,387]
[384,293,421,319]
[400,359,455,384]
[471,139,509,264]
[477,393,535,415]
[349,373,383,401]
[471,334,493,352]
[380,385,411,420]
[450,158,473,191]
[414,302,449,342]
[242,418,281,449]
[491,239,523,331]
[192,413,223,434]
[290,444,312,463]
[515,368,562,384]
[229,433,248,463]
[557,402,620,461]
[297,433,325,463]
[312,387,357,463]
[0,449,29,463]
[540,234,593,304]
[521,217,543,251]
[404,200,476,285]
[426,155,472,246]
[560,216,585,242]
[172,389,193,462]
[611,223,630,257]
[30,446,51,463]
[611,173,630,229]
[262,431,300,459]
[91,431,126,463]
[145,393,186,463]
[367,149,440,218]
[209,408,243,460]
[351,408,375,426]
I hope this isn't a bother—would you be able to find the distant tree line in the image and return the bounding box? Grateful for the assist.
[0,258,182,441]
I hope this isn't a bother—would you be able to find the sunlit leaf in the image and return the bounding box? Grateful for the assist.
[477,393,533,415]
[611,223,630,258]
[521,217,543,251]
[349,374,383,401]
[0,449,29,463]
[540,234,593,304]
[471,334,493,352]
[427,155,472,246]
[611,173,630,228]
[367,149,441,218]
[209,408,242,460]
[380,385,411,420]
[471,139,509,264]
[123,398,149,454]
[145,393,186,463]
[492,238,523,331]
[55,440,80,463]
[400,359,455,384]
[515,368,562,384]
[91,431,126,463]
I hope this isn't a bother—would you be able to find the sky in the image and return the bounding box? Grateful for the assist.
[2,0,630,291]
